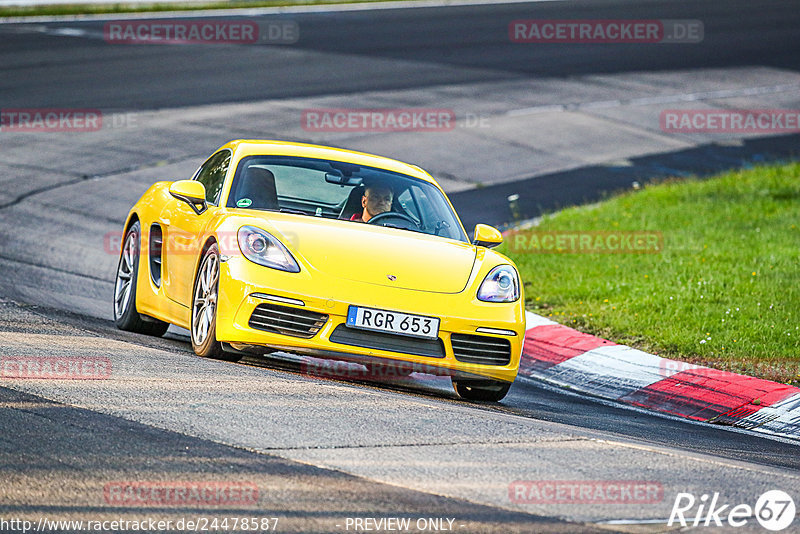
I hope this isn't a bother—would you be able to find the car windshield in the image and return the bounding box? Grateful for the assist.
[226,155,469,243]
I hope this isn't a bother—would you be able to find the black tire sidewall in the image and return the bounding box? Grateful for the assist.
[191,243,223,358]
[114,222,142,329]
[453,379,511,402]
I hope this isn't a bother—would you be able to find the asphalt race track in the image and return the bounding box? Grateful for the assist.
[1,0,799,108]
[1,0,799,532]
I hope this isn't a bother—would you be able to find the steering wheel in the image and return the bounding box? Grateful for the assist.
[367,211,421,230]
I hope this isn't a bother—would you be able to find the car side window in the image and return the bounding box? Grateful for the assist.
[194,150,231,205]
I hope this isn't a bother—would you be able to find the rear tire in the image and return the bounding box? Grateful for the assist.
[113,221,169,337]
[452,379,512,402]
[191,243,240,362]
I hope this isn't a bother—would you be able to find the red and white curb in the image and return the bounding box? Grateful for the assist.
[521,311,800,440]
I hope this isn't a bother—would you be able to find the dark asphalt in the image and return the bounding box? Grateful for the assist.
[0,0,798,527]
[2,0,798,230]
[21,301,800,473]
[0,384,596,533]
[0,0,798,109]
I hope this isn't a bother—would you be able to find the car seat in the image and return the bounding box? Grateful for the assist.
[235,167,279,210]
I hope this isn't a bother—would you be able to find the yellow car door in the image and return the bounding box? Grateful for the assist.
[161,201,216,308]
[162,149,231,308]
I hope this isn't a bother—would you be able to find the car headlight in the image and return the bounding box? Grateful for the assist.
[477,265,520,303]
[237,225,300,273]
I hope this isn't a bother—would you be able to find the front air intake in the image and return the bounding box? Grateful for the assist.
[248,303,328,338]
[451,333,511,366]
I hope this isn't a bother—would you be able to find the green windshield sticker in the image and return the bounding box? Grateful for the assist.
[237,198,253,208]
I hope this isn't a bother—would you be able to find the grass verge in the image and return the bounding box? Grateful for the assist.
[501,162,800,385]
[0,0,409,18]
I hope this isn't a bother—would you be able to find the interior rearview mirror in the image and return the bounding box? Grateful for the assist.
[325,172,363,186]
[472,224,503,248]
[169,180,207,215]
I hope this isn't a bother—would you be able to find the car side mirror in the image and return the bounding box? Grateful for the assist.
[472,224,503,248]
[169,180,207,215]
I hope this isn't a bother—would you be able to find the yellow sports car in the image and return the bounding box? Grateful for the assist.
[113,140,524,401]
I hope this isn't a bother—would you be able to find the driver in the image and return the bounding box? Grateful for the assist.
[351,183,393,222]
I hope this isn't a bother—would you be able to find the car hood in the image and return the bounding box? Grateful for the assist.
[266,216,476,293]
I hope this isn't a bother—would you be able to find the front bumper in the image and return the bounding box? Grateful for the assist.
[215,256,524,383]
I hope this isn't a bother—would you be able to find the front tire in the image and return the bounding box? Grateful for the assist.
[191,243,239,362]
[113,221,169,337]
[452,379,512,402]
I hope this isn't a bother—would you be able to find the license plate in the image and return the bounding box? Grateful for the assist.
[346,306,440,340]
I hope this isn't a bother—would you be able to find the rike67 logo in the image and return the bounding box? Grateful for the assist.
[669,490,796,531]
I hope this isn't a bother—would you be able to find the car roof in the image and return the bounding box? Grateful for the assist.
[222,140,437,186]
